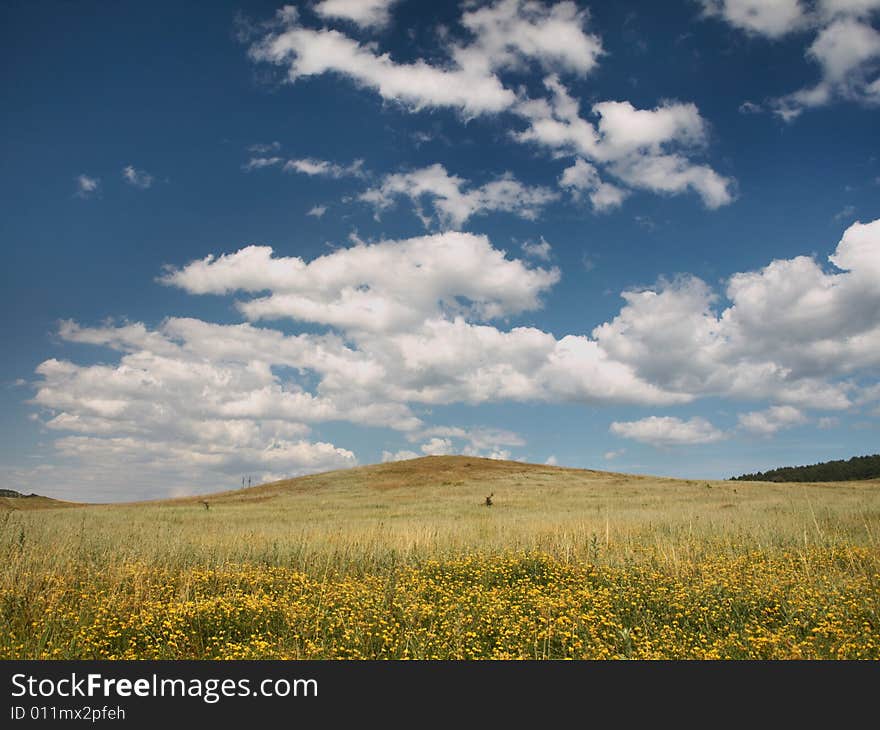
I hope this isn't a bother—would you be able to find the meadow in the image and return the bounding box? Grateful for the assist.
[2,456,878,659]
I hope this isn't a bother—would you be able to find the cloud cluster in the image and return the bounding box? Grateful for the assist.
[30,220,880,498]
[359,164,558,228]
[518,84,735,208]
[593,219,880,410]
[160,232,561,332]
[246,1,734,210]
[700,0,880,119]
[383,425,526,462]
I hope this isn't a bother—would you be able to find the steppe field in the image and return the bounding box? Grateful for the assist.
[2,456,878,659]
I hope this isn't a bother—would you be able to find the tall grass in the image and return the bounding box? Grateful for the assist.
[2,463,878,659]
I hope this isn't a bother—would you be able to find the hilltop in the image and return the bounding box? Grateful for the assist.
[159,455,660,508]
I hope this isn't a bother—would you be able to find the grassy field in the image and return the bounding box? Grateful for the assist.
[2,456,878,659]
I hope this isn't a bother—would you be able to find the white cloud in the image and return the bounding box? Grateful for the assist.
[249,1,602,117]
[75,174,99,198]
[242,156,284,172]
[420,437,454,455]
[698,0,809,38]
[406,425,525,459]
[737,405,807,435]
[122,165,154,189]
[559,158,628,211]
[248,13,514,116]
[314,0,401,29]
[30,322,368,500]
[701,0,880,118]
[603,449,625,460]
[545,454,558,465]
[456,0,603,76]
[160,231,560,333]
[594,219,880,410]
[307,205,327,218]
[775,17,880,119]
[382,449,420,462]
[360,164,558,227]
[32,220,880,498]
[246,3,731,211]
[820,0,880,19]
[284,157,365,178]
[517,79,735,208]
[610,416,726,446]
[521,237,553,260]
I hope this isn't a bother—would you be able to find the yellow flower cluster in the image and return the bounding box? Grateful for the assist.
[2,548,877,660]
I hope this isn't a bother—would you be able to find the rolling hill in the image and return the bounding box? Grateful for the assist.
[0,488,77,511]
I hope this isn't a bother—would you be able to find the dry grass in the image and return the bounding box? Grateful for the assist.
[2,456,878,659]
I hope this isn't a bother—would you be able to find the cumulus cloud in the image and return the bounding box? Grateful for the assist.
[160,231,561,333]
[738,405,808,435]
[698,0,809,38]
[381,449,420,462]
[594,219,880,410]
[249,1,603,117]
[306,205,327,218]
[559,158,628,211]
[248,9,514,116]
[26,319,394,499]
[75,174,99,198]
[775,16,880,119]
[30,220,880,498]
[610,416,726,446]
[359,164,558,228]
[245,2,732,210]
[456,0,603,76]
[517,79,735,208]
[701,0,880,119]
[122,165,154,189]
[405,425,525,460]
[314,0,401,29]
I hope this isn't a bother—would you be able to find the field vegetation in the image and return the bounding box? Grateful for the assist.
[2,456,878,659]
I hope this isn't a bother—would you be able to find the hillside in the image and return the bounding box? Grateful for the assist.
[4,455,880,661]
[0,489,77,511]
[159,455,671,507]
[732,454,880,482]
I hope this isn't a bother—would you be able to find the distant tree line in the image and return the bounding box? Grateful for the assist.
[731,454,880,482]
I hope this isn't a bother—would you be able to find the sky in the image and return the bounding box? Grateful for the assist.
[1,0,879,501]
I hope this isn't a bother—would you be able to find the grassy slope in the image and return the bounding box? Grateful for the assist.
[0,495,78,511]
[5,456,879,567]
[4,457,879,659]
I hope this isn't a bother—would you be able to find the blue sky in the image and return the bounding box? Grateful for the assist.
[2,0,879,501]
